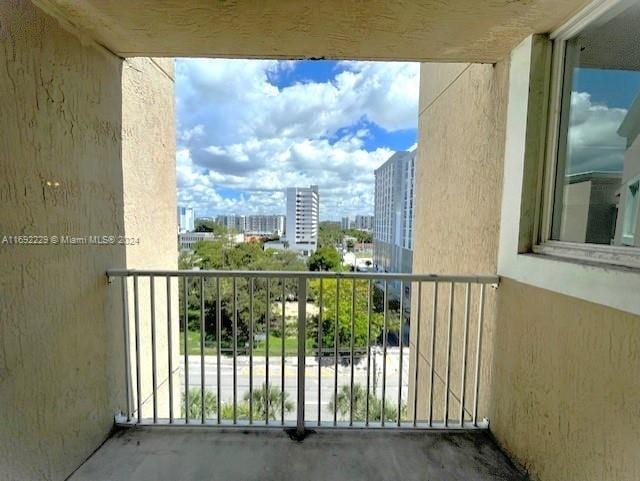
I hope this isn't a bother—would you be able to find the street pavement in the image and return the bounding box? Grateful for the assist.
[179,347,411,422]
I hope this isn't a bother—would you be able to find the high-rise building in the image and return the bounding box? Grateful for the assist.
[373,149,416,273]
[354,215,374,231]
[285,185,319,255]
[215,215,246,233]
[177,206,195,233]
[341,216,351,230]
[245,215,286,236]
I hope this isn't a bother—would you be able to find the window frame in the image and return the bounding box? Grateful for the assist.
[534,0,640,270]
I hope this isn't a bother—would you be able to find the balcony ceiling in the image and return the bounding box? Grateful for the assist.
[33,0,590,62]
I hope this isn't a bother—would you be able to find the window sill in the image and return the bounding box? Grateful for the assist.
[532,241,640,270]
[498,250,640,315]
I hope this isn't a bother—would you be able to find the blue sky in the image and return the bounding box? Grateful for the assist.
[564,67,640,174]
[175,59,419,220]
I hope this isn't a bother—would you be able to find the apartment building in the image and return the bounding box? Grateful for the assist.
[245,214,285,236]
[341,216,350,230]
[177,206,195,233]
[285,185,319,255]
[353,214,374,231]
[373,150,416,273]
[215,214,246,233]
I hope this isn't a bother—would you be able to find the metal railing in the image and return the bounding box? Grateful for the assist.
[107,269,497,436]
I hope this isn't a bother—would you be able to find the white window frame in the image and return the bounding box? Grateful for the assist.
[621,176,640,245]
[534,0,640,269]
[497,0,640,316]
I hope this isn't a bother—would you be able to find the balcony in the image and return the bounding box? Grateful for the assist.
[62,269,526,481]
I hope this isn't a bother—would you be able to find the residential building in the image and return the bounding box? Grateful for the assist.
[353,214,374,231]
[341,216,350,230]
[373,150,416,273]
[215,214,246,233]
[614,94,640,247]
[285,185,319,255]
[5,3,640,481]
[245,214,285,236]
[178,231,244,251]
[177,206,195,233]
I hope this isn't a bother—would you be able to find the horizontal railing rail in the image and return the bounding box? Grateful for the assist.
[108,269,497,437]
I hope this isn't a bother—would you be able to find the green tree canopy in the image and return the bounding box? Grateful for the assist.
[308,246,342,271]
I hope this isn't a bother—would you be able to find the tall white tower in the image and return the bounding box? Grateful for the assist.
[285,185,319,255]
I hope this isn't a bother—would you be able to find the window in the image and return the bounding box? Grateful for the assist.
[539,0,640,267]
[622,178,640,244]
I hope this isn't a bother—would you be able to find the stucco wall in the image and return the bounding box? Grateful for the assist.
[413,59,640,481]
[121,57,179,419]
[0,3,177,479]
[490,279,640,481]
[0,1,126,479]
[409,61,509,422]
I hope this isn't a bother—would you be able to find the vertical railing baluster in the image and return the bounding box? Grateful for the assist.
[349,279,356,427]
[216,277,221,424]
[166,275,173,424]
[183,276,189,424]
[318,279,323,426]
[444,282,454,427]
[397,280,404,427]
[413,282,423,427]
[133,274,142,424]
[281,279,286,425]
[232,277,237,424]
[296,277,307,437]
[249,278,254,424]
[200,276,205,424]
[459,282,471,427]
[381,280,388,426]
[365,279,372,427]
[333,278,339,426]
[427,282,437,427]
[266,278,270,424]
[121,277,132,422]
[473,284,485,426]
[150,275,158,424]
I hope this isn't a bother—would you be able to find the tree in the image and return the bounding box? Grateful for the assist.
[308,246,342,271]
[195,219,227,235]
[243,383,294,420]
[344,228,373,243]
[329,384,406,422]
[181,240,307,351]
[182,388,217,419]
[307,279,395,351]
[318,222,343,247]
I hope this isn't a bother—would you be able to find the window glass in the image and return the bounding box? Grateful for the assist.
[552,2,640,247]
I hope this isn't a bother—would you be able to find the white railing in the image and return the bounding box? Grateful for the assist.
[107,269,497,437]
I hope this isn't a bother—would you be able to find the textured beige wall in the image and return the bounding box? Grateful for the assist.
[0,3,177,479]
[413,58,640,481]
[34,0,590,62]
[490,279,640,481]
[0,1,126,479]
[121,57,179,419]
[409,61,509,423]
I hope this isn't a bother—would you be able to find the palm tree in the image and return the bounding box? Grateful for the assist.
[329,384,405,422]
[243,383,294,420]
[182,388,217,419]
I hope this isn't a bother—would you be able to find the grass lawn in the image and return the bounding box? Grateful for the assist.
[179,331,313,356]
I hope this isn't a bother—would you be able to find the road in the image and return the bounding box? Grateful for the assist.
[179,347,411,422]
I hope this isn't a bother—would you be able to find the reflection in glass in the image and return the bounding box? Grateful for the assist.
[552,2,640,247]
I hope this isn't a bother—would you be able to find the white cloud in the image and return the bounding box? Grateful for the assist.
[566,91,627,173]
[175,59,419,218]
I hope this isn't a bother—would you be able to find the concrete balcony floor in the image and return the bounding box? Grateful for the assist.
[68,427,527,481]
